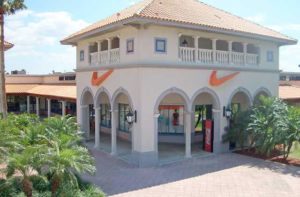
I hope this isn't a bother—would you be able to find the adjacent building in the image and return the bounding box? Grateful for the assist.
[60,0,297,166]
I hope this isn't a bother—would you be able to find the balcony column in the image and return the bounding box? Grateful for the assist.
[94,106,101,149]
[97,41,101,63]
[243,43,248,65]
[47,99,51,117]
[185,111,192,158]
[194,36,199,62]
[212,39,217,64]
[107,38,111,64]
[61,101,66,116]
[36,97,39,117]
[228,41,233,65]
[178,33,182,60]
[27,95,30,113]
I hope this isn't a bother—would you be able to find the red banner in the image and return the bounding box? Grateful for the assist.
[204,120,213,152]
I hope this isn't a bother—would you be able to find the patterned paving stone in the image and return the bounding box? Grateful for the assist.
[82,149,300,197]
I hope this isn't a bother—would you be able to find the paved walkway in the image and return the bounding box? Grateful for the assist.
[82,149,300,197]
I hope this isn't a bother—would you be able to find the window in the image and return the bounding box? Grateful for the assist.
[231,103,241,116]
[118,104,130,132]
[267,51,274,62]
[126,39,134,53]
[158,105,184,134]
[155,38,167,53]
[65,75,76,81]
[280,76,287,81]
[100,104,111,128]
[194,105,213,134]
[59,76,64,81]
[290,76,300,81]
[79,50,85,61]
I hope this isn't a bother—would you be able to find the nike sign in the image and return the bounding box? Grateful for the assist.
[209,70,239,86]
[91,69,114,86]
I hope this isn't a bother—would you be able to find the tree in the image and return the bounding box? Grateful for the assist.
[0,0,26,118]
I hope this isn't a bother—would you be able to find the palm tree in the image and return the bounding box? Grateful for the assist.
[0,0,26,118]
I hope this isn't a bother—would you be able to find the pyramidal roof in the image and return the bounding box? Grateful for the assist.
[61,0,297,45]
[2,41,14,50]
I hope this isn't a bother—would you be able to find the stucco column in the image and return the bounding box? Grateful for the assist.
[111,109,117,155]
[47,99,51,117]
[61,101,66,116]
[185,111,192,158]
[27,95,30,113]
[213,109,222,153]
[194,36,199,62]
[80,105,89,139]
[153,113,160,153]
[228,41,233,64]
[94,106,101,149]
[243,42,248,65]
[212,39,217,64]
[36,97,39,116]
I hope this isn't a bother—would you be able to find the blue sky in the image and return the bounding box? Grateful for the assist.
[5,0,300,74]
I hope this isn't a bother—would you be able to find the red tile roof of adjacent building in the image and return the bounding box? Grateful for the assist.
[279,85,300,100]
[61,0,297,45]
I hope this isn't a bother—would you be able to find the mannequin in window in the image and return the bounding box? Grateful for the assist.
[172,109,179,126]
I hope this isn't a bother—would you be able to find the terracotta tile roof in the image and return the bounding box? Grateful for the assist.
[6,84,76,100]
[61,0,297,44]
[279,85,300,100]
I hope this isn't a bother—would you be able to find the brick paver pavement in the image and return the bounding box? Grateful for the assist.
[82,149,300,197]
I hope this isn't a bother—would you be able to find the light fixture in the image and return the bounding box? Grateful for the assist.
[126,110,137,124]
[223,106,232,119]
[182,39,188,47]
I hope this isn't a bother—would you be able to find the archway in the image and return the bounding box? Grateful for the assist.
[154,88,190,162]
[253,88,272,105]
[80,88,94,141]
[111,88,134,156]
[94,88,112,152]
[229,88,252,114]
[191,88,221,155]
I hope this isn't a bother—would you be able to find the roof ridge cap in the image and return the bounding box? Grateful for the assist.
[198,0,296,42]
[136,0,156,15]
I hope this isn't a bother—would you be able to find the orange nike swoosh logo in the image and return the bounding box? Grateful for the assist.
[91,69,114,86]
[209,70,239,86]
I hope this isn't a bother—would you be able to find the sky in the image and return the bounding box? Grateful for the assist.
[4,0,300,74]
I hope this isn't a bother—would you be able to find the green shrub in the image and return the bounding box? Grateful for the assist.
[30,176,50,192]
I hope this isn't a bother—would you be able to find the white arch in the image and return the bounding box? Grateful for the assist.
[94,87,112,108]
[253,87,272,98]
[111,87,135,110]
[228,87,253,106]
[191,87,221,110]
[80,87,94,106]
[153,87,191,114]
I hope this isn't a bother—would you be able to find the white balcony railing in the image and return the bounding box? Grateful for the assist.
[179,47,259,66]
[110,48,120,64]
[90,49,119,66]
[216,50,229,64]
[232,52,244,65]
[197,49,213,64]
[179,47,195,62]
[246,54,258,65]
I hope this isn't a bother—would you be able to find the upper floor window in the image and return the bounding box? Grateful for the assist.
[267,51,274,62]
[155,38,167,53]
[127,39,134,53]
[79,50,85,61]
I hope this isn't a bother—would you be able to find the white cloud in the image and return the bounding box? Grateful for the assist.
[4,10,89,74]
[246,14,266,24]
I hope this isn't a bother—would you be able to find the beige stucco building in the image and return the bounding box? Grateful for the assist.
[62,0,297,166]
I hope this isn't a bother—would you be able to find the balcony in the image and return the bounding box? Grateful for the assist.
[89,37,120,66]
[179,36,260,66]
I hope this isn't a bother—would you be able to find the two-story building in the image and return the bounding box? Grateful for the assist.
[61,0,297,167]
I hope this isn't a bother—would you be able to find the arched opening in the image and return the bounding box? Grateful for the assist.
[191,90,220,155]
[179,35,195,48]
[254,89,271,105]
[81,89,94,141]
[216,40,228,51]
[112,90,133,156]
[230,90,252,114]
[100,40,108,51]
[156,91,189,162]
[95,90,112,153]
[111,37,120,49]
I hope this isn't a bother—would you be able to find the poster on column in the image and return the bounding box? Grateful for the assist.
[204,120,213,152]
